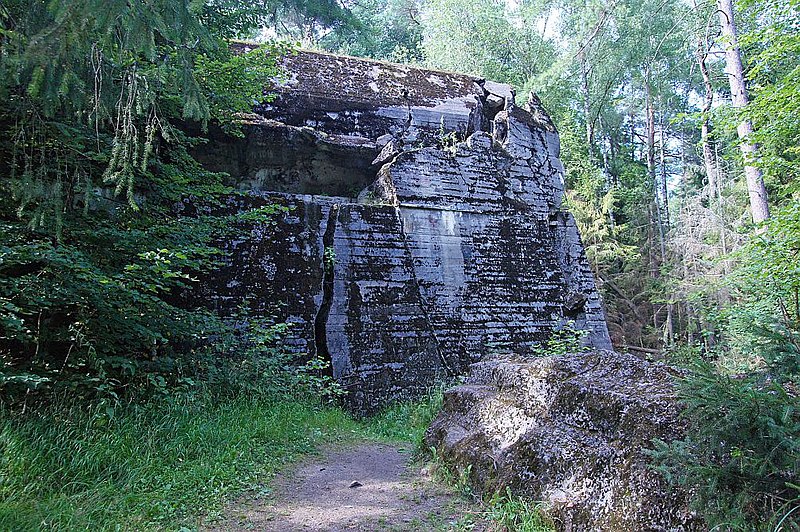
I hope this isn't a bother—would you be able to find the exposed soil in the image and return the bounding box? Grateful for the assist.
[205,442,483,531]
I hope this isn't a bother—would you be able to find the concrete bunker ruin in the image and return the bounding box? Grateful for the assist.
[188,48,612,414]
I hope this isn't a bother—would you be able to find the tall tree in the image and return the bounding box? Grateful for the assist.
[695,32,720,201]
[421,0,555,88]
[717,0,770,222]
[320,0,424,62]
[0,0,331,401]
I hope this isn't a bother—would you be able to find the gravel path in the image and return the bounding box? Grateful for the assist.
[205,442,482,531]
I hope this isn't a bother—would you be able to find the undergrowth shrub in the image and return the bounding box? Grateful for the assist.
[0,146,321,408]
[654,203,800,530]
[0,2,293,409]
[486,320,589,359]
[176,317,342,403]
[652,359,800,529]
[530,321,590,356]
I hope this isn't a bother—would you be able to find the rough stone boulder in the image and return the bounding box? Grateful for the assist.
[425,351,700,531]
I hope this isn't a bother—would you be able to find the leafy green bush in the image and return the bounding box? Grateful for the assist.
[188,317,344,402]
[530,320,590,357]
[0,0,299,406]
[725,202,800,374]
[0,151,296,405]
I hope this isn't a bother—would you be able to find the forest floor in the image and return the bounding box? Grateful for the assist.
[204,442,485,531]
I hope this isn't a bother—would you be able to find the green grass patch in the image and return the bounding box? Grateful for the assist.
[360,387,444,447]
[0,395,361,531]
[483,488,556,532]
[425,447,556,532]
[0,386,492,531]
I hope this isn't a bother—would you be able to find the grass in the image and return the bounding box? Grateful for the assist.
[361,387,445,446]
[0,394,361,531]
[483,488,557,532]
[425,444,557,532]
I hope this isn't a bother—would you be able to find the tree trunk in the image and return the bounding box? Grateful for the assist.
[658,107,670,228]
[696,36,720,202]
[645,74,656,185]
[645,75,665,261]
[658,108,674,345]
[717,0,770,223]
[629,111,636,160]
[645,71,672,346]
[580,53,594,154]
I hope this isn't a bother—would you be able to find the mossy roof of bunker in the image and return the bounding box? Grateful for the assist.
[230,43,486,108]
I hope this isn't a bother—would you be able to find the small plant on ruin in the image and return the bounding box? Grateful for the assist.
[324,246,337,265]
[530,321,589,357]
[294,356,345,402]
[438,116,461,155]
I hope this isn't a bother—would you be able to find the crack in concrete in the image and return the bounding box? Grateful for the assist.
[313,203,339,377]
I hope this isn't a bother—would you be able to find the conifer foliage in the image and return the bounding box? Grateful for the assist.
[0,1,348,403]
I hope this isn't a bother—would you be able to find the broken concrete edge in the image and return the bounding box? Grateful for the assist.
[211,46,563,204]
[228,42,557,132]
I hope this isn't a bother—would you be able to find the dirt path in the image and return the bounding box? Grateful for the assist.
[206,442,482,531]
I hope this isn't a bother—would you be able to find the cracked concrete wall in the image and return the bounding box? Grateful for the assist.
[191,48,612,413]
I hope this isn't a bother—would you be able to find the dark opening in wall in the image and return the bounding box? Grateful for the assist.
[192,123,379,198]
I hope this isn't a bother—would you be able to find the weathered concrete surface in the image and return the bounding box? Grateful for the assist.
[193,48,612,413]
[192,121,377,197]
[425,351,701,531]
[256,48,488,144]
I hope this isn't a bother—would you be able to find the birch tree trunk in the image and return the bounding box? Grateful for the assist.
[696,37,720,202]
[717,0,770,223]
[580,53,594,154]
